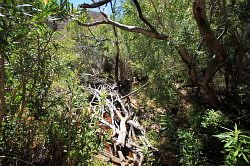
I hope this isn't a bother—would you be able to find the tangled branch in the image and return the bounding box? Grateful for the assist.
[88,82,157,165]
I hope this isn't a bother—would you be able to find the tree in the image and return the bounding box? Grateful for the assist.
[76,0,250,108]
[0,1,104,165]
[0,0,72,123]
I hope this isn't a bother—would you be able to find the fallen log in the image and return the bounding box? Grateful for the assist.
[87,82,157,165]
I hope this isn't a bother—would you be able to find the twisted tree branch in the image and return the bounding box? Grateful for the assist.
[132,0,157,32]
[79,0,111,8]
[76,17,168,40]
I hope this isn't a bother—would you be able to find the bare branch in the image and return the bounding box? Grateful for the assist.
[88,81,157,165]
[112,25,120,82]
[177,46,198,84]
[76,18,168,40]
[117,150,126,166]
[127,120,145,133]
[120,82,148,99]
[79,0,111,9]
[217,27,227,40]
[99,118,116,131]
[132,0,157,32]
[78,0,166,40]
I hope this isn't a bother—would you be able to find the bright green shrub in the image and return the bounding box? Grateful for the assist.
[177,129,203,165]
[201,109,230,132]
[214,124,250,165]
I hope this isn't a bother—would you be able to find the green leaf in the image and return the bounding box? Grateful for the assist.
[241,135,250,139]
[242,153,249,163]
[233,149,239,158]
[225,139,234,148]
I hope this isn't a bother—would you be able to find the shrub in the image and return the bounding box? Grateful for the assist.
[201,109,230,133]
[177,129,203,165]
[214,124,250,165]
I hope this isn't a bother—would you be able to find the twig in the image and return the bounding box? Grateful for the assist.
[235,114,250,120]
[120,82,148,99]
[79,0,111,8]
[217,27,227,40]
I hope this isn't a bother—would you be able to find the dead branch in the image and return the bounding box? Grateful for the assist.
[120,82,148,99]
[87,81,157,165]
[217,27,227,40]
[76,17,168,40]
[79,0,111,9]
[127,120,145,133]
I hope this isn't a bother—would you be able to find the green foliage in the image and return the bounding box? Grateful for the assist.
[201,109,230,131]
[142,146,158,166]
[0,111,100,165]
[0,77,101,165]
[177,129,203,165]
[0,0,73,116]
[186,107,203,130]
[119,0,199,106]
[91,160,113,166]
[1,0,250,165]
[0,1,102,165]
[214,124,250,165]
[160,112,175,135]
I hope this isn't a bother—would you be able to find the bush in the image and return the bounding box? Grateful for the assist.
[0,78,101,165]
[214,124,250,165]
[201,109,230,133]
[0,110,100,165]
[177,129,203,165]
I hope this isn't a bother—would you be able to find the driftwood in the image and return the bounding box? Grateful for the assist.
[88,81,157,165]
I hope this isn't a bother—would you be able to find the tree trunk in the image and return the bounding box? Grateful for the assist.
[0,53,6,125]
[192,0,228,107]
[113,26,120,82]
[17,81,27,119]
[115,45,119,82]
